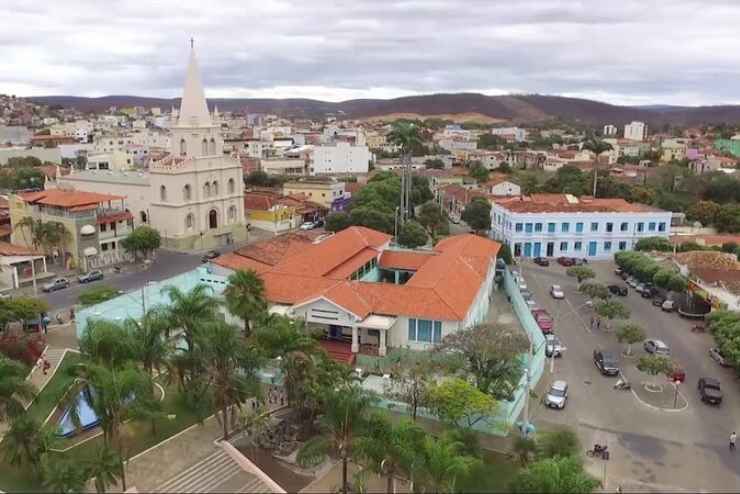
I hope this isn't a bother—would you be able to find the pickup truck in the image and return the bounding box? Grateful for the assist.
[698,377,723,405]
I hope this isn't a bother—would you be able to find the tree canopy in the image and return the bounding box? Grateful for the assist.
[397,220,428,248]
[461,197,492,233]
[426,378,496,428]
[120,226,161,258]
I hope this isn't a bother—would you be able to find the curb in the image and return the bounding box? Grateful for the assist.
[630,384,689,413]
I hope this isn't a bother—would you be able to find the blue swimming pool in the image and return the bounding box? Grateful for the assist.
[56,387,100,437]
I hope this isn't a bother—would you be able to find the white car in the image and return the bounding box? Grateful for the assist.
[644,339,671,356]
[709,347,730,367]
[545,334,564,358]
[545,380,568,409]
[299,221,316,230]
[550,285,565,299]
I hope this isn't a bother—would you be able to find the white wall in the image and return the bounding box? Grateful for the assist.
[310,142,371,175]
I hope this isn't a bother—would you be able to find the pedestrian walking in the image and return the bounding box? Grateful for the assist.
[42,359,50,376]
[42,314,50,335]
[730,432,737,451]
[596,317,601,330]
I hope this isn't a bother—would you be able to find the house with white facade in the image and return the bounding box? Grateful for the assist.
[490,194,672,259]
[624,121,648,142]
[309,141,371,175]
[212,226,500,361]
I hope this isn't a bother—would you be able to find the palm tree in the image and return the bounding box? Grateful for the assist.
[418,433,479,493]
[160,284,219,352]
[0,415,54,472]
[582,135,613,197]
[13,216,42,251]
[45,221,71,267]
[0,355,36,421]
[355,414,426,494]
[125,309,170,377]
[197,319,261,440]
[223,269,267,337]
[86,445,123,494]
[79,319,133,369]
[388,121,424,224]
[42,455,89,494]
[297,384,377,494]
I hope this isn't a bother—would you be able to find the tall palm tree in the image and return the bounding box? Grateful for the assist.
[0,355,36,421]
[355,414,426,494]
[86,445,123,494]
[13,217,43,251]
[297,384,377,494]
[42,455,89,494]
[160,284,219,352]
[582,135,614,197]
[125,309,170,377]
[388,121,424,224]
[223,269,267,337]
[197,319,261,440]
[79,319,133,369]
[418,433,479,493]
[0,415,54,472]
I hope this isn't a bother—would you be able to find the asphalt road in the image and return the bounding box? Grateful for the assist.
[520,259,740,492]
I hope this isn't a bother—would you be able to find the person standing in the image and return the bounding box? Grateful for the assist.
[730,431,737,451]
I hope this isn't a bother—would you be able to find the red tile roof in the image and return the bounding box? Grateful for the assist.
[494,194,663,214]
[18,190,123,208]
[379,251,435,271]
[0,241,41,256]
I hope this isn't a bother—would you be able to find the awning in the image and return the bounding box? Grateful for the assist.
[268,304,292,316]
[359,314,396,330]
[80,224,96,235]
[83,247,98,256]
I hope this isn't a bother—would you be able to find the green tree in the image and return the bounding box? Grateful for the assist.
[637,355,674,380]
[634,237,673,252]
[537,429,581,460]
[513,436,538,466]
[297,385,377,494]
[418,432,480,493]
[566,266,595,283]
[417,201,449,239]
[388,121,425,159]
[715,204,740,233]
[125,309,170,377]
[386,357,434,422]
[86,445,123,494]
[78,319,133,369]
[499,243,513,265]
[0,415,54,472]
[577,282,610,300]
[120,226,161,259]
[0,296,49,330]
[510,455,599,494]
[223,269,267,337]
[437,324,528,400]
[426,378,496,428]
[616,323,646,356]
[0,355,36,421]
[42,455,89,494]
[78,285,121,307]
[469,164,490,183]
[461,197,492,233]
[721,242,739,254]
[398,220,428,248]
[325,212,351,232]
[424,158,445,169]
[594,300,630,330]
[197,319,261,440]
[478,134,505,150]
[161,284,219,354]
[348,206,395,234]
[687,200,721,227]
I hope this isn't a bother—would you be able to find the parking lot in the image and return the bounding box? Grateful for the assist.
[518,259,740,492]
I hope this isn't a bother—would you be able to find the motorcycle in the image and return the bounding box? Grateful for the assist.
[691,324,705,333]
[614,378,631,391]
[586,444,610,460]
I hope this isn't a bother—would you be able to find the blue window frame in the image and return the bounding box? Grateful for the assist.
[408,319,416,341]
[525,223,533,233]
[535,223,543,233]
[560,241,568,251]
[606,222,613,233]
[576,222,584,233]
[620,222,629,232]
[648,222,656,231]
[561,222,570,233]
[591,222,599,232]
[417,319,433,342]
[618,241,627,250]
[574,241,582,251]
[658,222,666,232]
[547,223,556,233]
[637,222,644,232]
[433,321,442,343]
[515,223,523,232]
[604,241,612,252]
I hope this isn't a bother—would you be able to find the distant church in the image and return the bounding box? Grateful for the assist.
[56,44,248,251]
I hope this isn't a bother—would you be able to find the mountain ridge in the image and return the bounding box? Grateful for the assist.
[28,93,740,127]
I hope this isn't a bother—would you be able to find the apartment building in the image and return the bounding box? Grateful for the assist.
[624,121,648,142]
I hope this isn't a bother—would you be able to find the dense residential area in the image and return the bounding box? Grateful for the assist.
[4,18,740,494]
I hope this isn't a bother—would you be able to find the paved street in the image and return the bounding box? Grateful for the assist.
[520,259,740,492]
[39,228,275,312]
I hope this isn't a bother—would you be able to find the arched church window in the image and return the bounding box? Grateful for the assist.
[185,213,194,230]
[228,205,237,223]
[204,182,210,198]
[160,185,167,201]
[179,138,187,156]
[208,209,218,229]
[184,184,191,201]
[201,138,208,155]
[212,181,218,196]
[209,138,216,155]
[228,178,235,194]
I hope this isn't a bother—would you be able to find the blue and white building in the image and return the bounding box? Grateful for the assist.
[490,194,672,260]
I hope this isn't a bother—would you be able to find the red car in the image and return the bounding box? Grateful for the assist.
[531,308,554,334]
[557,256,575,267]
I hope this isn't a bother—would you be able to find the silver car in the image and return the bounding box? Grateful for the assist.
[644,339,671,356]
[545,380,568,409]
[545,334,563,358]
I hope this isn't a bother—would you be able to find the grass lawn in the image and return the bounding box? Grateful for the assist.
[0,379,207,493]
[26,351,83,424]
[456,450,520,493]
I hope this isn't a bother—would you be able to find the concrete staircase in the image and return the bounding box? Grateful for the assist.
[154,448,270,493]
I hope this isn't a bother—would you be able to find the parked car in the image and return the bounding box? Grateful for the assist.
[614,267,623,276]
[635,283,646,293]
[531,308,554,334]
[314,219,325,228]
[652,296,666,307]
[698,377,723,405]
[544,380,568,409]
[42,278,70,292]
[620,271,629,281]
[77,270,104,284]
[573,258,588,266]
[641,287,656,299]
[608,284,628,296]
[299,221,316,230]
[550,285,565,299]
[533,256,550,267]
[644,339,671,356]
[661,299,677,312]
[557,256,575,267]
[200,250,220,263]
[709,347,731,367]
[593,349,620,376]
[626,277,638,288]
[545,334,564,358]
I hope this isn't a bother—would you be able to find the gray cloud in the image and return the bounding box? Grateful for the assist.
[1,0,739,105]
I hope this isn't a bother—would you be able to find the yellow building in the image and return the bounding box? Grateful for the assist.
[282,178,346,209]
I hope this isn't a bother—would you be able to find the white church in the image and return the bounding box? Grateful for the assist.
[55,45,248,251]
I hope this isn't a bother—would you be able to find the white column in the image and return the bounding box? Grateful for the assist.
[351,325,359,353]
[379,328,387,357]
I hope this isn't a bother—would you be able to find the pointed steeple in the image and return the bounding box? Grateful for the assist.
[213,104,219,121]
[177,40,212,128]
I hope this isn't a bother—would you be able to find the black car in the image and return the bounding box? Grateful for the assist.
[201,250,220,262]
[608,284,628,296]
[698,377,723,405]
[620,271,629,281]
[593,349,620,376]
[652,296,666,307]
[533,257,550,267]
[641,287,656,298]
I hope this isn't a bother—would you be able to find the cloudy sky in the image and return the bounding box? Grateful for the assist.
[2,0,739,106]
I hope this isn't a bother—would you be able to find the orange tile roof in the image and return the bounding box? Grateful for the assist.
[495,194,663,214]
[325,248,378,280]
[0,241,41,256]
[18,190,123,208]
[379,250,435,271]
[213,252,272,274]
